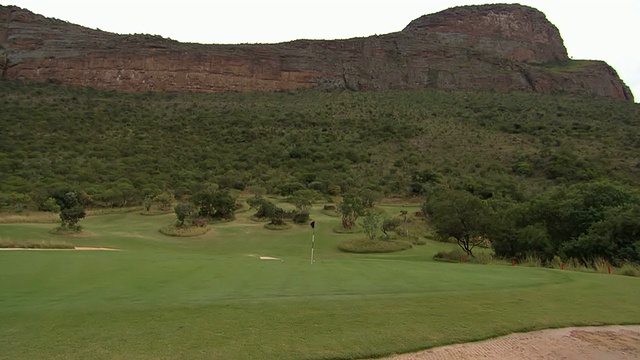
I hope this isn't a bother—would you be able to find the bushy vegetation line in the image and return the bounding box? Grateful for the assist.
[1,79,638,214]
[423,181,640,268]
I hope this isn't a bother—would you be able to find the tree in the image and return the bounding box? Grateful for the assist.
[247,195,267,210]
[359,189,383,209]
[423,189,490,257]
[250,198,286,225]
[51,189,87,230]
[362,213,381,240]
[289,189,319,211]
[382,217,402,239]
[39,197,61,213]
[268,206,286,226]
[568,205,640,265]
[528,180,640,259]
[192,190,236,219]
[174,201,196,227]
[211,190,237,219]
[7,192,31,213]
[153,192,174,211]
[142,195,153,212]
[337,194,365,229]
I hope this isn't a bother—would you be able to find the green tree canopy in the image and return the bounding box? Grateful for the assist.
[338,194,365,229]
[423,188,490,257]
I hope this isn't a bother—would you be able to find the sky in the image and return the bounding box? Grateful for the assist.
[3,0,639,100]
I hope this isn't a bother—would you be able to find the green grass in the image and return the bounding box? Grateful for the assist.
[0,204,639,359]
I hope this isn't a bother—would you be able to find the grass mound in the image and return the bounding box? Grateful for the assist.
[0,240,74,249]
[159,224,209,237]
[338,238,412,253]
[264,223,292,230]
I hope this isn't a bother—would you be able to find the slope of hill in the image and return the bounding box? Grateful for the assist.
[0,4,633,100]
[0,79,638,208]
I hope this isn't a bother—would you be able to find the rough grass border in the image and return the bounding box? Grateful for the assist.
[0,239,74,249]
[159,224,210,237]
[338,238,412,253]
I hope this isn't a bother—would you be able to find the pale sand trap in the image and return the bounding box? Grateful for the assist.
[0,247,119,251]
[244,254,281,260]
[379,325,640,360]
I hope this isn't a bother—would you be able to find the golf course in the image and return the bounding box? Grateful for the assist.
[1,203,639,360]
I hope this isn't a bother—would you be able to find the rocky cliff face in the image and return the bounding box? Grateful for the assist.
[0,4,634,101]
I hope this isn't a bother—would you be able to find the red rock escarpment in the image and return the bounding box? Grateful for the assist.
[0,4,633,100]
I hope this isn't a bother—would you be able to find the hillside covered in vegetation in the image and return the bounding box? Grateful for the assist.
[2,79,640,264]
[1,79,639,209]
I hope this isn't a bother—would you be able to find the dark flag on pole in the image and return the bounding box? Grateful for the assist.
[310,221,316,264]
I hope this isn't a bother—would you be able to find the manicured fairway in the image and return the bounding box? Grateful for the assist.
[1,206,639,359]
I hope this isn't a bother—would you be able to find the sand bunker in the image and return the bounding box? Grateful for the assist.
[244,254,281,260]
[380,325,640,360]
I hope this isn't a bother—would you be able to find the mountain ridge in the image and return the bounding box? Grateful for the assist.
[0,4,634,101]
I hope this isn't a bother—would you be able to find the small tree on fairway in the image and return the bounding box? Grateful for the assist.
[289,189,319,211]
[362,213,381,240]
[174,201,196,227]
[422,189,490,257]
[51,189,86,230]
[382,218,402,239]
[338,194,365,229]
[154,192,174,211]
[247,195,267,210]
[192,190,236,220]
[268,206,286,226]
[142,195,153,211]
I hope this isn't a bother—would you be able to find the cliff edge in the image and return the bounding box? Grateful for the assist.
[0,4,633,100]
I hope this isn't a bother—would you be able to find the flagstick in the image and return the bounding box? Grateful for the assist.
[311,227,315,264]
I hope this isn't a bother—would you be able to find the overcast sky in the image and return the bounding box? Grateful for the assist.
[4,0,639,100]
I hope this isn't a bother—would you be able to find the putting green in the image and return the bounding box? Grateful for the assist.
[1,206,638,359]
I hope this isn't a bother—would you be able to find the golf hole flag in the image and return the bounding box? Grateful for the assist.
[310,221,315,263]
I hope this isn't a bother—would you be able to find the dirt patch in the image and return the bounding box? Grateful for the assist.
[379,326,640,360]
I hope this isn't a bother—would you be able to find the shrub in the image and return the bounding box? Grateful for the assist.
[264,223,292,230]
[519,254,543,267]
[159,224,209,237]
[338,238,412,253]
[617,264,640,277]
[51,224,82,234]
[293,211,310,224]
[433,249,466,262]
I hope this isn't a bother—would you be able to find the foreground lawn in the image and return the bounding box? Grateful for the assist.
[1,206,639,359]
